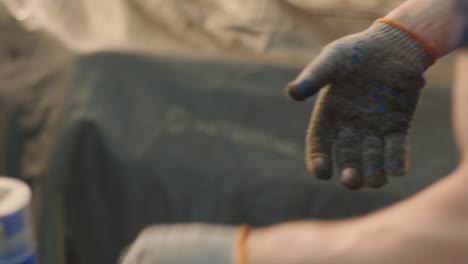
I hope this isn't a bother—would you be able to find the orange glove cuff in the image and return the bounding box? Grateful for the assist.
[236,225,250,264]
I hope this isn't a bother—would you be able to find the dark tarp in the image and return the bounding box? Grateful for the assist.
[31,52,457,264]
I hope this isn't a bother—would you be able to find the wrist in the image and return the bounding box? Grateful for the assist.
[385,0,463,58]
[246,221,359,264]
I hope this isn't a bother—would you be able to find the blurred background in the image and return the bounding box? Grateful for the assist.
[1,0,454,80]
[0,1,459,264]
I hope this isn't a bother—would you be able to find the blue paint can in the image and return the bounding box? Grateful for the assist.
[0,177,36,264]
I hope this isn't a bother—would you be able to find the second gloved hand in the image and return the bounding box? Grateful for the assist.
[119,224,248,264]
[286,20,435,190]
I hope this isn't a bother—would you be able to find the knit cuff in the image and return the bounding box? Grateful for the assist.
[369,18,435,71]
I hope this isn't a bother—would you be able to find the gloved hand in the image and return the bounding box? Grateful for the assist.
[286,19,435,190]
[119,224,248,264]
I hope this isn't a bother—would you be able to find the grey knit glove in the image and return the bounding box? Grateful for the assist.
[286,21,434,190]
[119,224,247,264]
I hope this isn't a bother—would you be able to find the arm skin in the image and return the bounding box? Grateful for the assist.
[247,1,468,264]
[454,50,468,160]
[247,167,468,264]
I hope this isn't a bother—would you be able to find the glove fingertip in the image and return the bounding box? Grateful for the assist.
[285,82,306,101]
[285,79,321,101]
[339,168,363,190]
[307,156,332,180]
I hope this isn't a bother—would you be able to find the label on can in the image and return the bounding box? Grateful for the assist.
[0,179,37,264]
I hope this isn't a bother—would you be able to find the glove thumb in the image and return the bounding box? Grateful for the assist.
[286,46,339,101]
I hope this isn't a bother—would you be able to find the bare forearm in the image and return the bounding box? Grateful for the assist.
[246,220,360,264]
[247,168,468,264]
[353,168,468,264]
[386,0,465,58]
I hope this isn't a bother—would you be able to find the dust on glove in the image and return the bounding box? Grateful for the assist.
[286,19,435,190]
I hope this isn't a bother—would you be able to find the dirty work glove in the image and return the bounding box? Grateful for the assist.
[286,19,435,190]
[119,224,249,264]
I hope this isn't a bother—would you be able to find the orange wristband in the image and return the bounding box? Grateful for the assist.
[374,18,437,64]
[236,225,250,264]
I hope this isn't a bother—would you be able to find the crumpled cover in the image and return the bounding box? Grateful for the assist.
[37,51,456,264]
[2,0,404,64]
